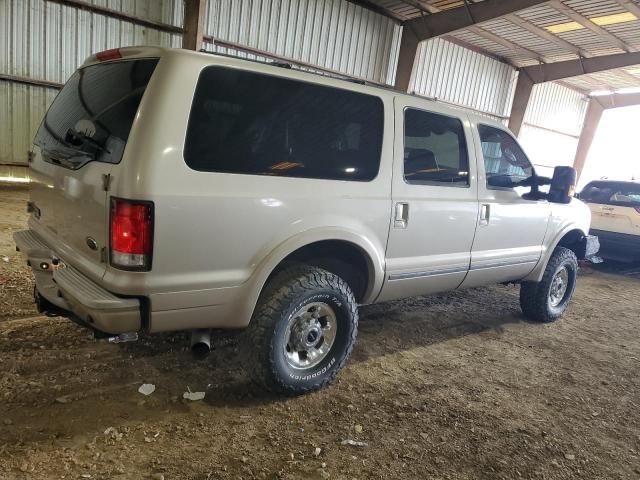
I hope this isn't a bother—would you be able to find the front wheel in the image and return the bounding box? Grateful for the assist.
[520,247,578,323]
[245,265,359,395]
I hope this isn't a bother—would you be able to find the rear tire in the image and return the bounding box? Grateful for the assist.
[520,247,578,323]
[245,265,358,395]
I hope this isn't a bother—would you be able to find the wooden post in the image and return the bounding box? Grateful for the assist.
[508,72,534,136]
[394,28,419,92]
[183,0,206,51]
[573,98,605,182]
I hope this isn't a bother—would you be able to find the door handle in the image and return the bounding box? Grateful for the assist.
[479,204,490,226]
[394,202,409,228]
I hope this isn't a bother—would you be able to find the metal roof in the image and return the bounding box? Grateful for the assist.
[361,0,640,93]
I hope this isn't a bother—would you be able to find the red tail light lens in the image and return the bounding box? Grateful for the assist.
[96,48,122,61]
[110,198,153,271]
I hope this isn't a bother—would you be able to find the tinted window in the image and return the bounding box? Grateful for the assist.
[478,124,533,189]
[184,67,384,181]
[581,181,640,206]
[35,59,158,168]
[403,108,469,185]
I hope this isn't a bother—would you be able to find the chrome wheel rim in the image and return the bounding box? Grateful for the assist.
[284,302,337,370]
[549,267,569,307]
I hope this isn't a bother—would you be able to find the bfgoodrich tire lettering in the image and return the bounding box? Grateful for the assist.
[520,247,578,323]
[245,266,358,395]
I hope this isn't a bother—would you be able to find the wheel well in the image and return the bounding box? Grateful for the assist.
[267,240,372,303]
[557,229,586,259]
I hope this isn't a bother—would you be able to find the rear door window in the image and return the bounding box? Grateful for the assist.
[581,182,640,206]
[184,67,384,181]
[35,59,158,169]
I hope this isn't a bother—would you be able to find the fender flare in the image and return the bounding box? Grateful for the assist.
[523,224,588,283]
[234,228,386,327]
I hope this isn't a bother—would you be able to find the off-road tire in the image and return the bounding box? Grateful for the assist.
[246,265,359,395]
[520,247,578,323]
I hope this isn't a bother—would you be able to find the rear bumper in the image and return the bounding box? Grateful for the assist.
[591,229,640,261]
[13,230,141,334]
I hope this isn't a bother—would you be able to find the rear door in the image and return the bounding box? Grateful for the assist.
[378,99,478,302]
[29,58,158,281]
[461,123,551,288]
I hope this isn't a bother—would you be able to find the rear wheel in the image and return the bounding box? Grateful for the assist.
[520,247,578,323]
[246,265,358,395]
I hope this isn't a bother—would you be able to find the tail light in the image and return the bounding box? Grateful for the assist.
[110,198,153,271]
[96,48,122,61]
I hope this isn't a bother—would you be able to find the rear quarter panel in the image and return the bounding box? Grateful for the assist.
[105,51,394,323]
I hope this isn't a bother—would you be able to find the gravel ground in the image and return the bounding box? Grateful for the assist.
[1,186,639,480]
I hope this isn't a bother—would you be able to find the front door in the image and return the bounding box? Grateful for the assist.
[461,123,551,288]
[378,99,479,302]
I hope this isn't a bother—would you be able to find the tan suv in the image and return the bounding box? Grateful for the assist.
[15,47,599,395]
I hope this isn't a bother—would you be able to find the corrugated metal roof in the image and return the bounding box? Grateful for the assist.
[367,0,640,92]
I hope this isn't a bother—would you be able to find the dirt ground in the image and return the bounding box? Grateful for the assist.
[1,186,639,480]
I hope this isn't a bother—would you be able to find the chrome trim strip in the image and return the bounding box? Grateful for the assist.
[388,258,539,281]
[469,258,538,271]
[388,266,468,281]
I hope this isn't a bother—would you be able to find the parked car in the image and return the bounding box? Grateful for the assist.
[14,47,598,395]
[579,180,640,262]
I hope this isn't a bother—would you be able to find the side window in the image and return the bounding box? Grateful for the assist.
[183,67,384,181]
[403,108,469,186]
[581,182,640,206]
[478,124,534,189]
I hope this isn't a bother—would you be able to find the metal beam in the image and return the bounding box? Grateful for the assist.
[404,0,549,40]
[45,0,183,34]
[183,0,206,51]
[503,13,591,58]
[573,98,604,181]
[522,52,640,82]
[549,0,635,53]
[610,0,640,19]
[0,73,63,90]
[394,0,549,91]
[345,1,405,22]
[508,71,535,136]
[400,0,439,14]
[596,92,640,109]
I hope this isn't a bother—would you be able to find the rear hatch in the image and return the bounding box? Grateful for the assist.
[29,55,158,280]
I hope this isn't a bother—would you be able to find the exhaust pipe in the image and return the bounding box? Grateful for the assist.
[190,329,211,359]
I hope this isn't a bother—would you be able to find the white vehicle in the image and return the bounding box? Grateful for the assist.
[15,47,598,395]
[579,180,640,261]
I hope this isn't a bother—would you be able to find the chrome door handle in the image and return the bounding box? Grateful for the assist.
[479,204,490,226]
[394,202,409,228]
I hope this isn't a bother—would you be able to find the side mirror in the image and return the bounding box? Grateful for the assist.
[548,166,577,204]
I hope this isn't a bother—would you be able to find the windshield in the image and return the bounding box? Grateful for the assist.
[34,58,158,169]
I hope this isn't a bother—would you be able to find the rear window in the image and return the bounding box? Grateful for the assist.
[35,59,158,169]
[581,181,640,207]
[184,67,384,181]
